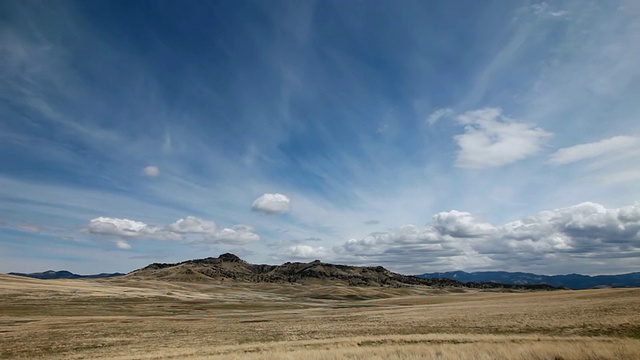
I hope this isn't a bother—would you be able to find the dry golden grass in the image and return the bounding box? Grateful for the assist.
[1,274,639,359]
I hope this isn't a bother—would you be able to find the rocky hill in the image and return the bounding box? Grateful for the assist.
[128,253,558,290]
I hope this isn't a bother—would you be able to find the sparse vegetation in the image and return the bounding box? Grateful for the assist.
[1,274,639,359]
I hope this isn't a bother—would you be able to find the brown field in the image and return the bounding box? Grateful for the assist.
[1,274,639,359]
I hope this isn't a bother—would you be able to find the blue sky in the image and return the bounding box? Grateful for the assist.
[2,0,639,275]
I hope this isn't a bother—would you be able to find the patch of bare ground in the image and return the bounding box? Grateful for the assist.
[1,274,639,359]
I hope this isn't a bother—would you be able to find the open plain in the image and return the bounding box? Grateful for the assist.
[1,274,640,359]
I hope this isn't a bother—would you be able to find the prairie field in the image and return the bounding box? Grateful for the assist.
[1,274,639,359]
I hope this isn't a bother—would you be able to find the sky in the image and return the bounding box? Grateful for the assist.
[1,0,640,276]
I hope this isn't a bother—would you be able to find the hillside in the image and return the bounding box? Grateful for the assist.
[417,271,640,290]
[128,253,557,290]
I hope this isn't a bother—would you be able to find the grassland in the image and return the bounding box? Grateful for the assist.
[1,274,639,359]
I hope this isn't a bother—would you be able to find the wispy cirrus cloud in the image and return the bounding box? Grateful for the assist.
[426,108,454,125]
[2,1,640,275]
[531,2,569,18]
[143,166,160,177]
[115,239,132,250]
[17,224,42,233]
[453,108,552,169]
[549,136,640,165]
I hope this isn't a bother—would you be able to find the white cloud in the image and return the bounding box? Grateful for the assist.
[532,2,569,18]
[17,224,41,233]
[168,216,217,234]
[88,217,168,238]
[597,169,640,186]
[208,225,260,245]
[482,202,640,262]
[143,165,160,177]
[87,216,260,246]
[115,239,132,249]
[432,210,496,237]
[334,202,640,274]
[426,108,454,125]
[549,135,640,165]
[454,108,552,169]
[288,244,328,259]
[251,193,291,215]
[334,223,455,259]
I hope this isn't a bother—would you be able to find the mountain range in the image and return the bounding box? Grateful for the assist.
[417,271,640,290]
[8,270,124,280]
[8,255,638,290]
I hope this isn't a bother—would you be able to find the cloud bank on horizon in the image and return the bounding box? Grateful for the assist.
[1,0,639,275]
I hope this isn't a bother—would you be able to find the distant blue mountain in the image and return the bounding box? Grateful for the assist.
[8,270,124,280]
[416,271,640,290]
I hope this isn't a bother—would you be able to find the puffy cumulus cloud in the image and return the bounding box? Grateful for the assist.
[333,224,467,271]
[168,216,217,234]
[288,244,328,259]
[537,202,640,245]
[548,135,640,165]
[251,193,291,215]
[454,108,552,169]
[88,217,170,238]
[432,210,496,238]
[334,202,640,274]
[500,202,639,246]
[492,201,640,260]
[143,165,160,177]
[474,202,640,270]
[186,219,257,245]
[207,225,260,245]
[115,239,132,249]
[87,216,260,246]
